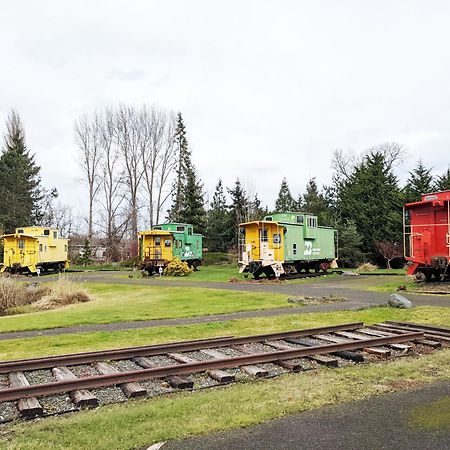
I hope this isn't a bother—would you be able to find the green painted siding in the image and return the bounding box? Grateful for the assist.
[152,223,202,261]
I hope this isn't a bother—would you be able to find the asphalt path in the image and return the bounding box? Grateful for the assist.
[162,381,450,450]
[1,272,448,341]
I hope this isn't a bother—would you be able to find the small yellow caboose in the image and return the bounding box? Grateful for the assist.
[0,227,69,275]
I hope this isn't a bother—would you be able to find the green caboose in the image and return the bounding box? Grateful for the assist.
[238,212,337,278]
[139,223,202,274]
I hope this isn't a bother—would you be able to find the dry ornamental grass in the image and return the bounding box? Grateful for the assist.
[0,276,90,315]
[357,262,379,272]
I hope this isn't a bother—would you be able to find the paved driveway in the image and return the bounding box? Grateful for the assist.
[162,381,450,450]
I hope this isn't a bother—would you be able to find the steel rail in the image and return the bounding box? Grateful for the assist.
[377,323,450,338]
[0,323,364,374]
[385,321,450,334]
[0,332,423,402]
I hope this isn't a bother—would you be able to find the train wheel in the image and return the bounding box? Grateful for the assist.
[414,272,426,283]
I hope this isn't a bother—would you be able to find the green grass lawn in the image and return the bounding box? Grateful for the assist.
[0,283,290,334]
[1,305,449,449]
[114,264,245,282]
[1,305,448,361]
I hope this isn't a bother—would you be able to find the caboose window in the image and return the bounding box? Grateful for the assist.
[259,229,268,242]
[293,243,297,255]
[39,244,43,252]
[188,227,192,236]
[155,237,161,246]
[176,226,185,232]
[53,231,58,238]
[18,239,25,250]
[164,240,171,247]
[17,229,23,234]
[176,240,182,248]
[153,226,162,230]
[44,229,50,236]
[296,216,304,224]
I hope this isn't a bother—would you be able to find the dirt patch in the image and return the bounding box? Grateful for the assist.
[415,282,450,295]
[287,295,348,305]
[386,379,424,390]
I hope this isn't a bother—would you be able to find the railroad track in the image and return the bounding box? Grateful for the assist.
[0,321,448,421]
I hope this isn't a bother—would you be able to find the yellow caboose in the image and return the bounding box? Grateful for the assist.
[0,227,69,275]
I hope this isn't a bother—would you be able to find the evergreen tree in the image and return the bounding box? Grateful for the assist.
[403,160,434,203]
[0,111,43,233]
[338,150,403,255]
[78,238,93,266]
[177,160,206,233]
[228,179,248,246]
[274,178,296,212]
[302,177,332,224]
[206,179,232,252]
[169,112,190,221]
[248,193,267,221]
[337,220,365,267]
[435,167,450,191]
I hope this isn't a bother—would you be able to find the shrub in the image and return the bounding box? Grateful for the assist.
[203,252,234,266]
[119,257,139,268]
[357,262,378,272]
[164,258,192,277]
[35,276,91,310]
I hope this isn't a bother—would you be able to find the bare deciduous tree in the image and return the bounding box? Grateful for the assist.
[74,114,103,241]
[116,105,145,247]
[375,240,403,269]
[141,107,177,226]
[99,108,127,261]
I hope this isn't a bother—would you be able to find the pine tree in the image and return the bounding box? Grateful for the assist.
[78,238,93,266]
[435,167,450,191]
[248,193,267,221]
[177,159,206,233]
[302,178,332,224]
[0,111,43,233]
[337,220,365,267]
[169,112,190,221]
[403,160,434,203]
[338,150,403,255]
[274,178,296,212]
[228,179,248,246]
[206,179,232,252]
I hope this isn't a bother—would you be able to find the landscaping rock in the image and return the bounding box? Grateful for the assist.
[388,293,412,309]
[341,271,360,276]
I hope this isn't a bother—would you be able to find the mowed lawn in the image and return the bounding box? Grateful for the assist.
[1,305,449,450]
[0,283,289,333]
[114,264,246,282]
[1,305,449,360]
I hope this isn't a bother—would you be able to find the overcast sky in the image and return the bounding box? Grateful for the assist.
[1,0,450,216]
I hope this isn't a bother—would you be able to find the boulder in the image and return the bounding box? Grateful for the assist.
[388,293,412,309]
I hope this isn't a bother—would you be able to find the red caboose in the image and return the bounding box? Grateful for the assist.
[404,190,450,280]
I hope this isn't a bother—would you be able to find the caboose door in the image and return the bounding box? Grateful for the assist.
[259,227,269,260]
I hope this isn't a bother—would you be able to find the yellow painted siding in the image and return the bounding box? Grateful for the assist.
[1,227,69,273]
[140,231,173,261]
[242,222,284,262]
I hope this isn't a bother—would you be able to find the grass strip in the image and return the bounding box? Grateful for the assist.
[1,306,448,361]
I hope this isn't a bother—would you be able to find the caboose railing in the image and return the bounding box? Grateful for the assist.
[143,246,164,260]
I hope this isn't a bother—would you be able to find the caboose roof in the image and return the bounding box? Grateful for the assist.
[405,190,450,207]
